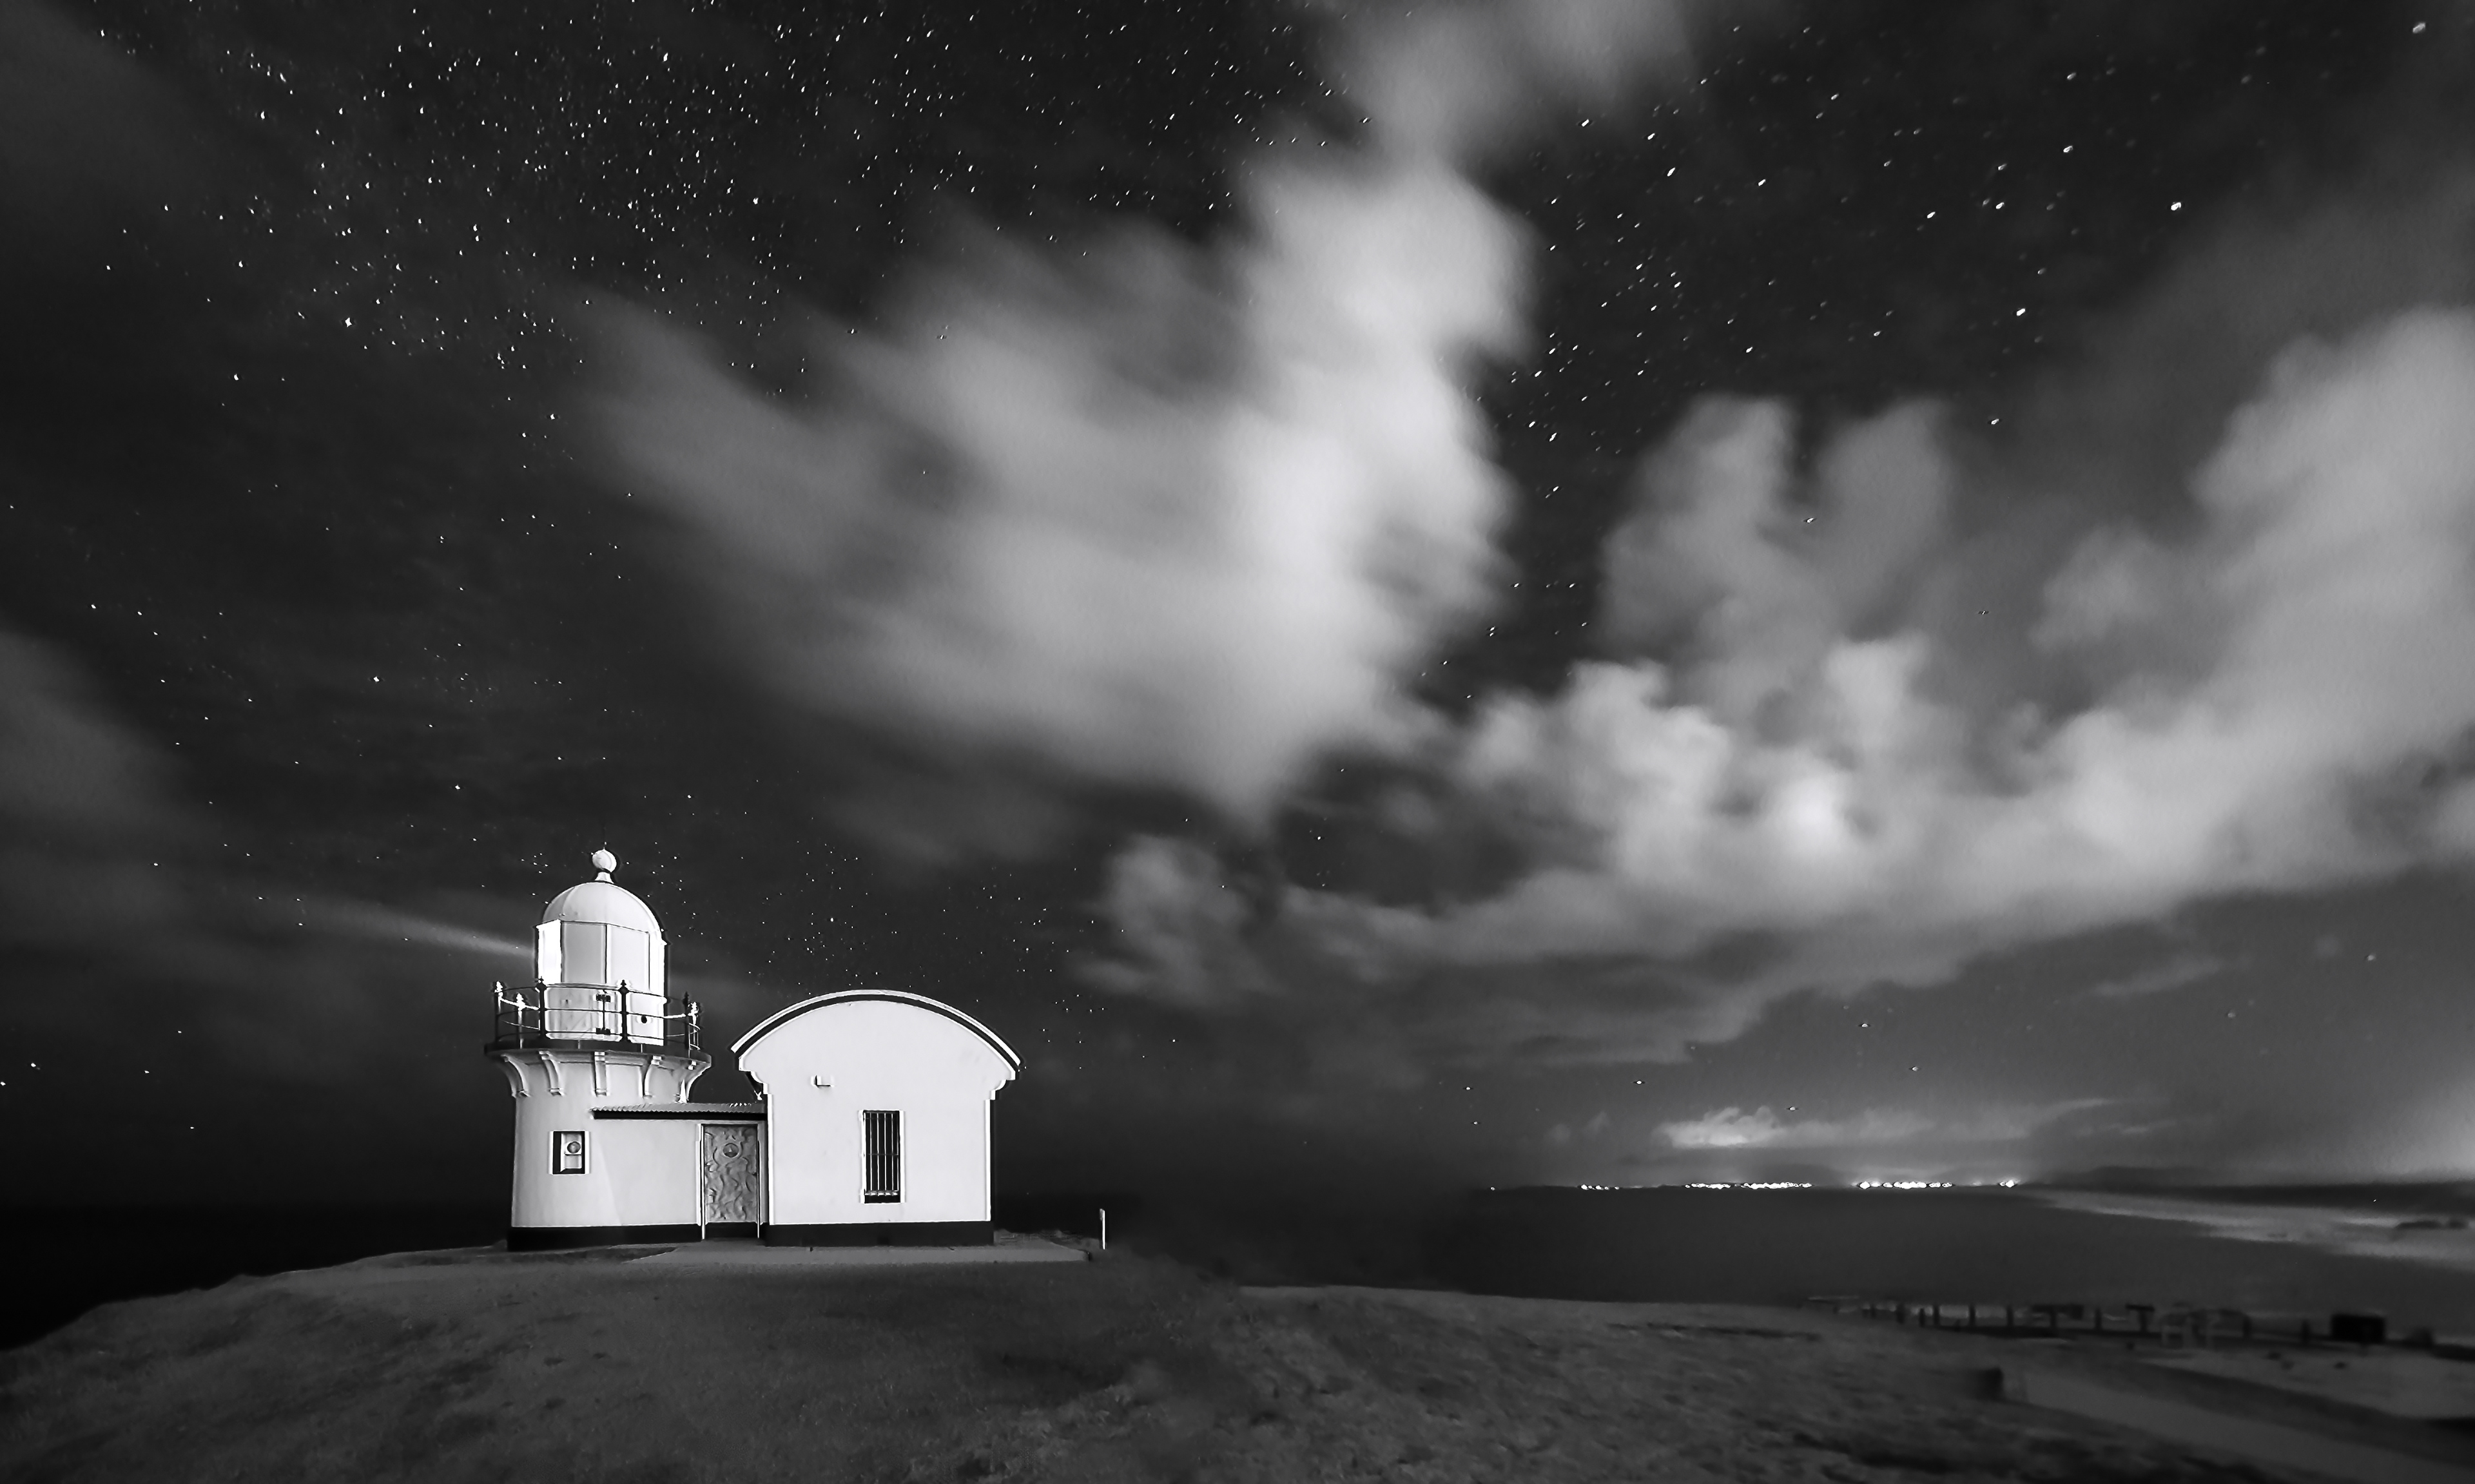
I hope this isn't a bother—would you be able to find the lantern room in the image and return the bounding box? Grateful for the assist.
[530,847,670,1042]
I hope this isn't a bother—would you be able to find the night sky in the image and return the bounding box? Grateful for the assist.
[8,0,2475,1213]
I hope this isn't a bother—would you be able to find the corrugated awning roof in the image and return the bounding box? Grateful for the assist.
[590,1102,764,1119]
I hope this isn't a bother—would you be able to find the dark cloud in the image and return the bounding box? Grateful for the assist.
[0,627,189,953]
[0,619,813,1202]
[0,1,215,256]
[0,627,499,1198]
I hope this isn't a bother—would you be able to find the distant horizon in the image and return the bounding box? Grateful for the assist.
[18,1166,2475,1217]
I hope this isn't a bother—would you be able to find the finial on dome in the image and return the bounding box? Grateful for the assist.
[591,847,617,882]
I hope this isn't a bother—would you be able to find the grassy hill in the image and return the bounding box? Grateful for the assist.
[0,1242,2440,1481]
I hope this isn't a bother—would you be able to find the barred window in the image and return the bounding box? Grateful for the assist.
[862,1110,901,1203]
[553,1130,587,1175]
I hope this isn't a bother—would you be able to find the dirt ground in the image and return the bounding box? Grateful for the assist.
[1,1243,2460,1482]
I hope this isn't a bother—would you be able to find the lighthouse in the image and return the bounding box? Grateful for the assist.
[487,851,748,1248]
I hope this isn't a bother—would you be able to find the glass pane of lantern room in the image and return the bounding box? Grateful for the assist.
[534,921,562,985]
[561,921,608,985]
[605,925,652,992]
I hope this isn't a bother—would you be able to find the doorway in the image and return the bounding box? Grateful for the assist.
[699,1123,761,1235]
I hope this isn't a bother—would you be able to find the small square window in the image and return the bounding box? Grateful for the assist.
[553,1130,587,1174]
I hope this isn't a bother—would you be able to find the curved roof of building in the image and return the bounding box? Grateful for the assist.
[732,989,1021,1068]
[541,878,661,934]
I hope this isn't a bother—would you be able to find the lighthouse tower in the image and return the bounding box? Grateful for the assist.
[487,851,715,1246]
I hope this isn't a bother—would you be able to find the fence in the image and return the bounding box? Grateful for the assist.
[1810,1295,2391,1348]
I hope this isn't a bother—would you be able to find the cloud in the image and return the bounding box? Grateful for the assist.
[588,0,2475,1093]
[0,626,189,950]
[595,159,1518,836]
[0,624,600,1199]
[1486,312,2472,968]
[1094,304,2475,1066]
[0,1,215,255]
[1658,1098,2108,1152]
[1595,397,1954,724]
[588,1,1700,856]
[1660,1106,1932,1150]
[1487,311,2475,956]
[1544,1109,1612,1148]
[2084,950,2226,1000]
[1342,0,1699,162]
[1078,835,1277,1008]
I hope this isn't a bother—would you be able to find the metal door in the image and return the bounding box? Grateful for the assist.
[699,1123,761,1226]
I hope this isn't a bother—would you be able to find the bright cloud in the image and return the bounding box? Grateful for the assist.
[1254,309,2475,1050]
[590,1,1698,854]
[1660,1099,2109,1151]
[1504,311,2475,939]
[1089,305,2475,1068]
[1659,1106,1934,1150]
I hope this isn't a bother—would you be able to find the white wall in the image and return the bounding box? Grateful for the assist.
[737,998,1015,1228]
[603,1117,702,1228]
[496,1049,708,1230]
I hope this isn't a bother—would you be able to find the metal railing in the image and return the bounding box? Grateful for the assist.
[489,981,702,1054]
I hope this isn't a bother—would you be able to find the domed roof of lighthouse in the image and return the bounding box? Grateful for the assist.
[534,849,667,995]
[541,847,659,934]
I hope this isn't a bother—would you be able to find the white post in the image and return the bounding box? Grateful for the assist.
[1100,1208,1107,1252]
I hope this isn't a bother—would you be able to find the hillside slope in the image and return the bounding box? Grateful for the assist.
[0,1244,2443,1481]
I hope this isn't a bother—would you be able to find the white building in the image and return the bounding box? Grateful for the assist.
[487,853,1020,1248]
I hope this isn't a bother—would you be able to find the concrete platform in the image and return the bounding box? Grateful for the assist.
[630,1235,1089,1267]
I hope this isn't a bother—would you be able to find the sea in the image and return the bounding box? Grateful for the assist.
[1429,1184,2475,1335]
[14,1184,2475,1349]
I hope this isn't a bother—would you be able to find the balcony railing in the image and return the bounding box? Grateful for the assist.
[489,981,702,1055]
